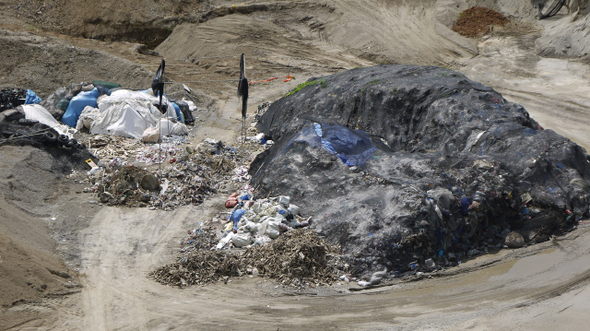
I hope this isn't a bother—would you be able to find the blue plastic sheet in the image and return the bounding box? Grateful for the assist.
[296,123,377,167]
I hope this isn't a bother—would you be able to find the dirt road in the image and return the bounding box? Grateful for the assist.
[50,213,590,330]
[3,0,590,330]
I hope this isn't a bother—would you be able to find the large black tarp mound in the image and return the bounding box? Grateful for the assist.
[251,65,590,277]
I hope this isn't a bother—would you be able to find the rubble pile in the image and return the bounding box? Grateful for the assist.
[87,139,252,209]
[93,165,160,207]
[151,229,343,287]
[242,229,342,285]
[151,250,244,287]
[252,65,590,277]
[452,7,510,37]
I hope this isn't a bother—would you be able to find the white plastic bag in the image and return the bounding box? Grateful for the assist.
[142,126,160,143]
[232,232,253,248]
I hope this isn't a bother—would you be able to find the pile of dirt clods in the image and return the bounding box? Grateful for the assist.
[250,65,590,277]
[452,7,510,37]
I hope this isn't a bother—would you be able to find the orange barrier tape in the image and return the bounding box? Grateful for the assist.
[249,75,295,85]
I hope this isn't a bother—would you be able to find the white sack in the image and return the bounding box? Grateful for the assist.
[232,232,253,248]
[142,126,160,143]
[76,106,100,131]
[81,89,187,139]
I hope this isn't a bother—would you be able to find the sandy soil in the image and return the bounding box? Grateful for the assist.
[2,0,590,330]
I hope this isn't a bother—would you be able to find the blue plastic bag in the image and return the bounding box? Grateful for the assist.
[230,209,246,232]
[25,89,42,104]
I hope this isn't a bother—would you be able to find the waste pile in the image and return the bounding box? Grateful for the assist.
[152,191,346,287]
[85,138,252,210]
[151,229,344,287]
[214,194,312,249]
[251,65,590,278]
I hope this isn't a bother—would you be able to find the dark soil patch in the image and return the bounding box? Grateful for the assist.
[452,7,510,37]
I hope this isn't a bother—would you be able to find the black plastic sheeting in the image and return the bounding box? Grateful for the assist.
[251,65,590,277]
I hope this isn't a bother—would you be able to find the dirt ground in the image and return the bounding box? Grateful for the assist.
[2,0,590,330]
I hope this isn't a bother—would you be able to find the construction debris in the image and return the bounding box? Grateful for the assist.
[77,136,261,209]
[150,229,345,287]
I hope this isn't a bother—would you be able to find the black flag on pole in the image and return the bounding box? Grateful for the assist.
[152,59,166,113]
[237,53,248,119]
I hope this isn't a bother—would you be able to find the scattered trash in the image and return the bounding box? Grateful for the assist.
[79,137,254,210]
[357,269,387,287]
[151,229,344,287]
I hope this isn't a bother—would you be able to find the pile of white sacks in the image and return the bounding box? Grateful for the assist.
[76,89,188,140]
[216,195,309,249]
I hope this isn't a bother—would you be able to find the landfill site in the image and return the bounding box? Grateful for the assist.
[2,0,590,330]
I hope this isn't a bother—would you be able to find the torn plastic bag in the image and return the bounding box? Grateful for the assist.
[25,89,42,105]
[230,209,247,232]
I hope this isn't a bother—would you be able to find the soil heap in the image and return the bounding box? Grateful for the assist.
[452,7,510,37]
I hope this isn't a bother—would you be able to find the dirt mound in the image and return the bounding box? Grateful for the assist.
[151,229,343,287]
[0,145,85,326]
[0,30,154,97]
[453,7,510,37]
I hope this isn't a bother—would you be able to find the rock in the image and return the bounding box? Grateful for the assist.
[424,258,435,269]
[140,174,159,191]
[505,231,525,248]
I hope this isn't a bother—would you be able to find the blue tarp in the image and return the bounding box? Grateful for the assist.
[25,89,42,104]
[62,88,100,127]
[291,122,377,167]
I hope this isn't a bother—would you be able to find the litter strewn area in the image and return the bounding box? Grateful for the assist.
[151,191,347,286]
[76,138,258,210]
[151,229,345,287]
